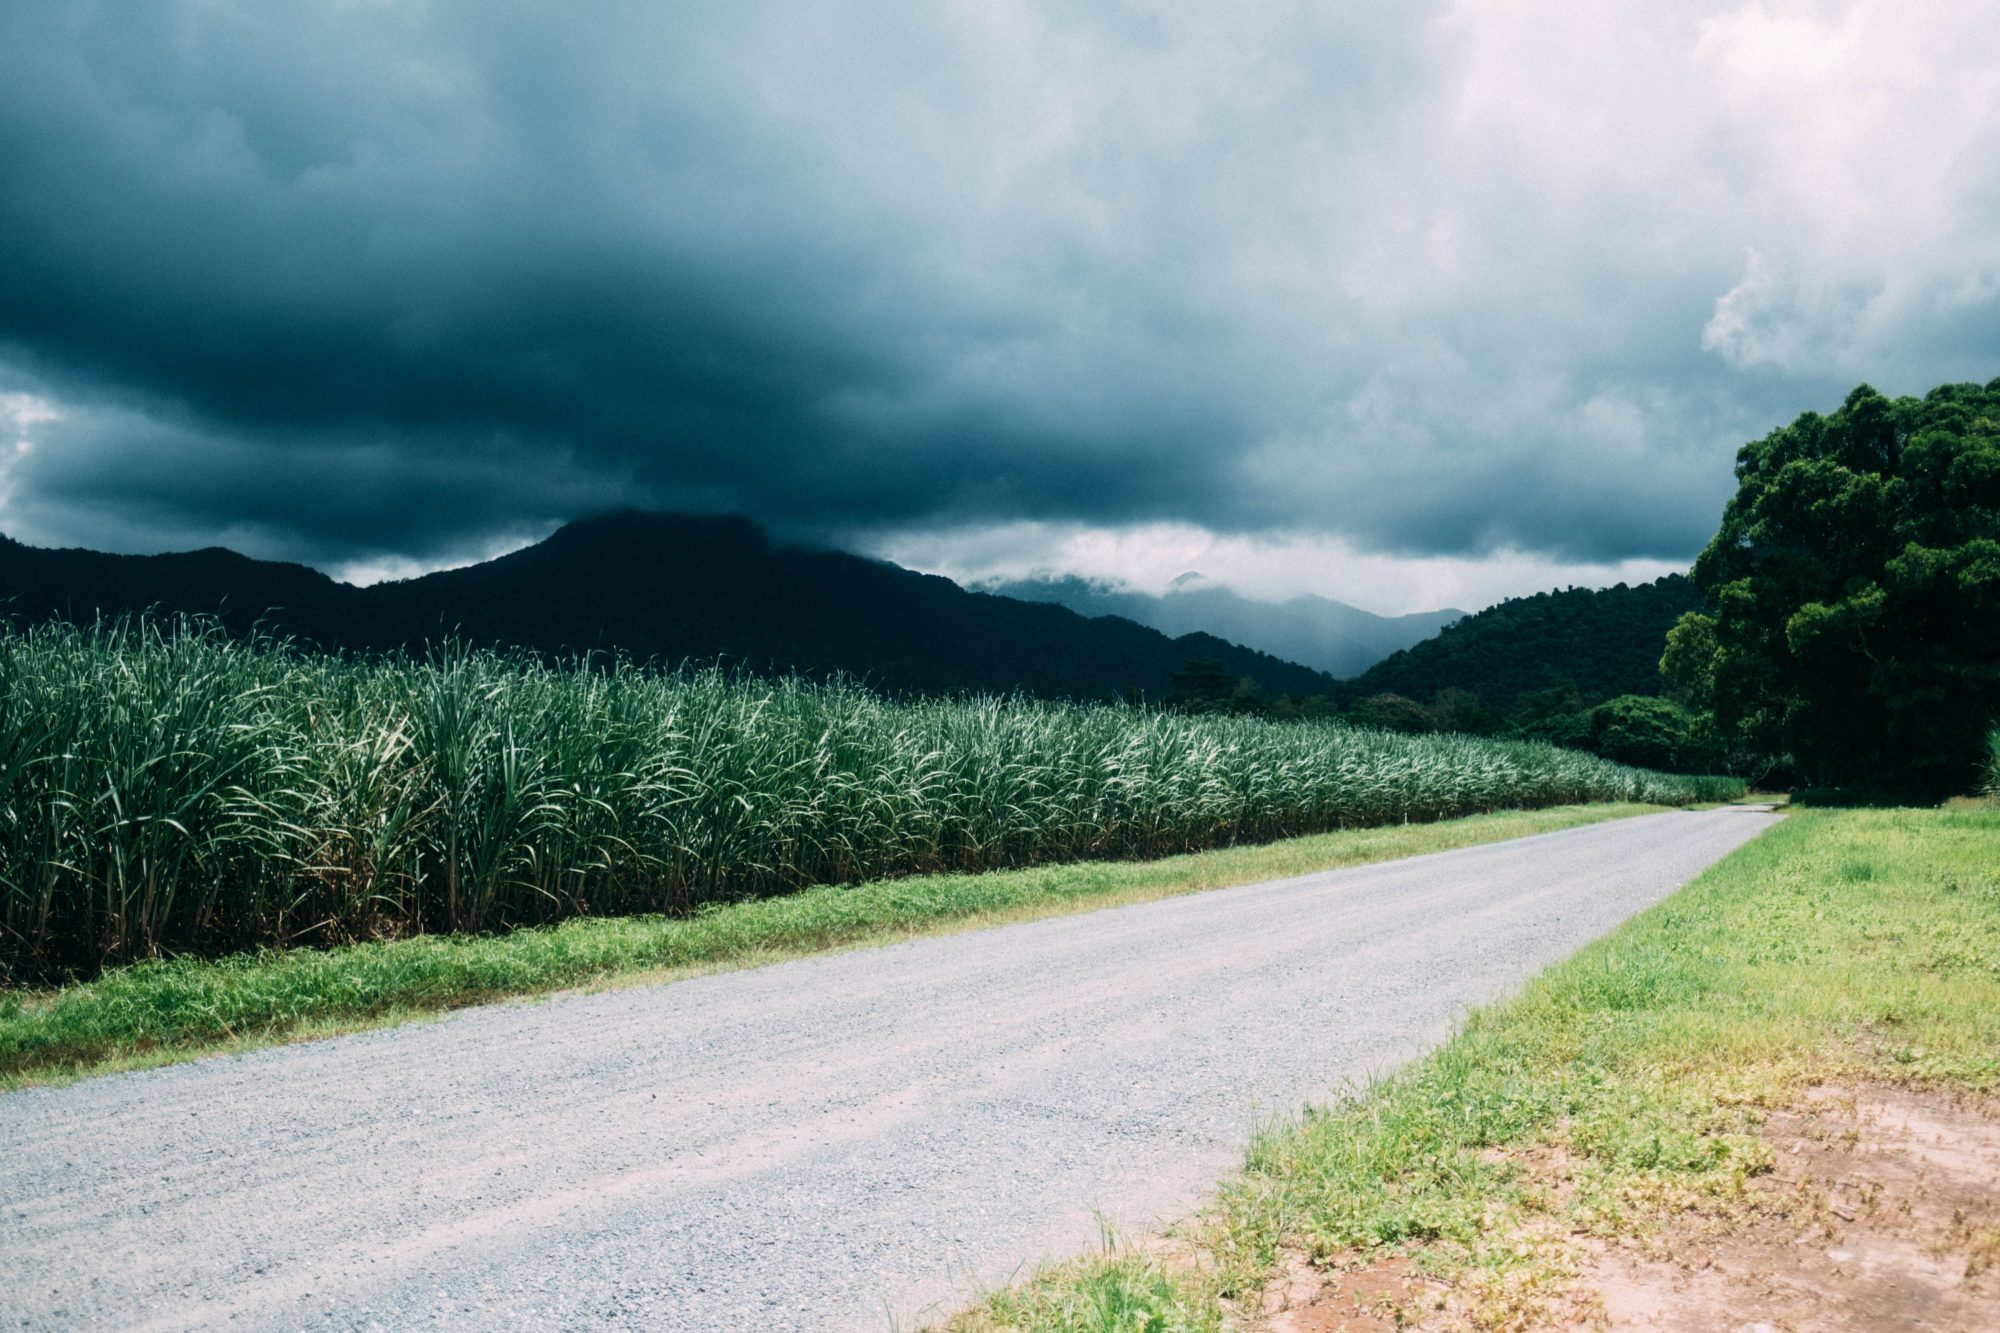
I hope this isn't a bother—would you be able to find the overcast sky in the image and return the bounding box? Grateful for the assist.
[3,1,1997,613]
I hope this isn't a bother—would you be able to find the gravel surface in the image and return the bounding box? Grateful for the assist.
[0,806,1774,1332]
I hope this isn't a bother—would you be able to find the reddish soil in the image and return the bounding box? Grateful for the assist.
[1582,1084,2000,1332]
[1245,1083,2000,1332]
[1259,1251,1436,1332]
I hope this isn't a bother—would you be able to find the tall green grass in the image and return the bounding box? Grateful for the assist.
[0,619,1741,982]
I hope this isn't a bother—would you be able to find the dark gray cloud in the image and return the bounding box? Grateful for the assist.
[2,1,1998,582]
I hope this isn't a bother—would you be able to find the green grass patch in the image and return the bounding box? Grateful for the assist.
[0,802,1663,1088]
[952,805,2000,1332]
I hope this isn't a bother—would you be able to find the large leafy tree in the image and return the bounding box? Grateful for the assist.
[1666,381,2000,792]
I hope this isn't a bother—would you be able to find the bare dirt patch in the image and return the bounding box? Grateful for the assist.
[1582,1083,2000,1331]
[1242,1084,2000,1332]
[1253,1250,1439,1332]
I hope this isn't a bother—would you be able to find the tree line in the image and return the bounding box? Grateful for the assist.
[1170,377,2000,795]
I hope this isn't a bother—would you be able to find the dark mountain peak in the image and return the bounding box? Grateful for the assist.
[547,510,770,560]
[159,545,335,581]
[408,511,778,596]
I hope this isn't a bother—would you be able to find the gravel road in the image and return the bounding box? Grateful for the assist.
[1,806,1774,1332]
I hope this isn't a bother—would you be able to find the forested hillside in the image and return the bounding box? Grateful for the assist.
[1338,576,1701,709]
[1667,379,2000,793]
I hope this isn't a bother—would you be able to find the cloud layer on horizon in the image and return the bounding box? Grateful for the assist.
[3,1,1999,607]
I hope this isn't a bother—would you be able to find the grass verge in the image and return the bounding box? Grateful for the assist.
[0,802,1665,1089]
[953,803,2000,1332]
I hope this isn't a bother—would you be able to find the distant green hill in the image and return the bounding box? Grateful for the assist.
[1337,575,1702,710]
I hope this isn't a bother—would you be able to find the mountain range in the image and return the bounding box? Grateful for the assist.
[0,512,1344,702]
[988,576,1462,679]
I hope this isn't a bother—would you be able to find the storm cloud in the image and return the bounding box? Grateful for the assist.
[3,1,1999,600]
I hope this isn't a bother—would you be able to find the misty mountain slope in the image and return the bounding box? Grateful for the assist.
[1337,574,1703,708]
[990,575,1462,678]
[0,514,1339,702]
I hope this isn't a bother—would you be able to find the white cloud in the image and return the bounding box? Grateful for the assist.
[1689,1,2000,380]
[0,392,59,516]
[870,521,1685,617]
[326,535,542,588]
